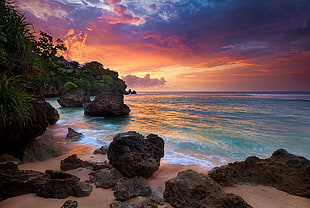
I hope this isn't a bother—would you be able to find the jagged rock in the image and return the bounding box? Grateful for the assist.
[60,154,88,171]
[60,154,109,171]
[164,169,252,208]
[107,131,164,178]
[57,88,91,107]
[141,195,165,208]
[36,101,60,124]
[66,128,84,141]
[37,170,92,199]
[0,100,59,157]
[113,177,152,201]
[110,201,141,208]
[61,200,78,208]
[84,89,130,117]
[89,169,122,188]
[93,145,109,154]
[0,162,49,201]
[208,149,310,198]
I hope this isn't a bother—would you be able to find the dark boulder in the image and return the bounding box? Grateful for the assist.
[164,169,252,208]
[61,200,78,208]
[0,100,59,158]
[0,162,49,201]
[113,177,152,201]
[57,88,91,107]
[60,154,110,171]
[107,131,164,178]
[60,154,88,171]
[36,170,92,198]
[208,149,310,198]
[84,89,130,117]
[89,169,122,189]
[66,128,84,141]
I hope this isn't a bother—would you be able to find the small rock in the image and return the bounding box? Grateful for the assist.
[113,177,152,201]
[61,200,78,208]
[141,195,165,208]
[66,128,83,141]
[109,201,141,208]
[60,154,87,171]
[93,145,109,154]
[89,169,122,189]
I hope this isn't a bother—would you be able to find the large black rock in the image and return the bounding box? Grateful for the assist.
[164,169,252,208]
[57,88,91,107]
[0,162,49,201]
[208,149,310,198]
[0,100,59,157]
[107,131,164,178]
[36,170,92,199]
[84,89,130,117]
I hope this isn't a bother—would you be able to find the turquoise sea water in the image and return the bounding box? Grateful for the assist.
[47,92,310,169]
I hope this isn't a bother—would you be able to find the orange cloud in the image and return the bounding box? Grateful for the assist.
[63,29,88,61]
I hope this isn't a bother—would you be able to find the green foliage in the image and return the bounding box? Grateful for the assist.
[35,31,67,61]
[64,81,78,91]
[0,76,34,127]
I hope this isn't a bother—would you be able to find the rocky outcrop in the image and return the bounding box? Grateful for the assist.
[107,131,164,178]
[89,169,122,189]
[84,89,130,117]
[57,88,91,107]
[66,128,84,141]
[93,145,109,154]
[208,149,310,198]
[113,177,152,201]
[0,162,49,201]
[37,170,92,198]
[0,100,59,158]
[164,169,252,208]
[60,154,87,171]
[60,154,110,171]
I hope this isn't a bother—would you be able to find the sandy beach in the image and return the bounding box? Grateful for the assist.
[0,128,309,208]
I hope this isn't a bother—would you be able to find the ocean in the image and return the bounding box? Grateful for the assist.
[47,92,310,169]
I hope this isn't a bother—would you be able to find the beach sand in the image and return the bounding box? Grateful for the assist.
[0,128,309,208]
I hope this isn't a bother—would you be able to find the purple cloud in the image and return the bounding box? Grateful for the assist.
[122,74,166,88]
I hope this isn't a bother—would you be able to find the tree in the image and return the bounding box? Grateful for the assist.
[35,31,67,61]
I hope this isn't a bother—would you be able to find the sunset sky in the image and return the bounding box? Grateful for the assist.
[16,0,310,91]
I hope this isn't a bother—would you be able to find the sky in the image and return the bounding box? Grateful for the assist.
[16,0,310,91]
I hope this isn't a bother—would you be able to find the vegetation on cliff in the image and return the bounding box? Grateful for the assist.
[0,0,126,156]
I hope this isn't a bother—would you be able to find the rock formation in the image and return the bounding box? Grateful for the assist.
[37,170,92,198]
[66,128,84,141]
[208,149,310,198]
[164,169,252,208]
[113,177,152,201]
[60,154,110,171]
[89,169,122,189]
[107,131,164,178]
[57,88,91,107]
[0,100,59,158]
[0,162,49,201]
[84,89,130,117]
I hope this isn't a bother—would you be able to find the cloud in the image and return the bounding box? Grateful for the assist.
[122,74,166,88]
[63,29,88,61]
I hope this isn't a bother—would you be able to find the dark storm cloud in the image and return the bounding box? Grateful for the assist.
[137,0,310,56]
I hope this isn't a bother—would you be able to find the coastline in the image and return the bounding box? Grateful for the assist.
[1,127,309,208]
